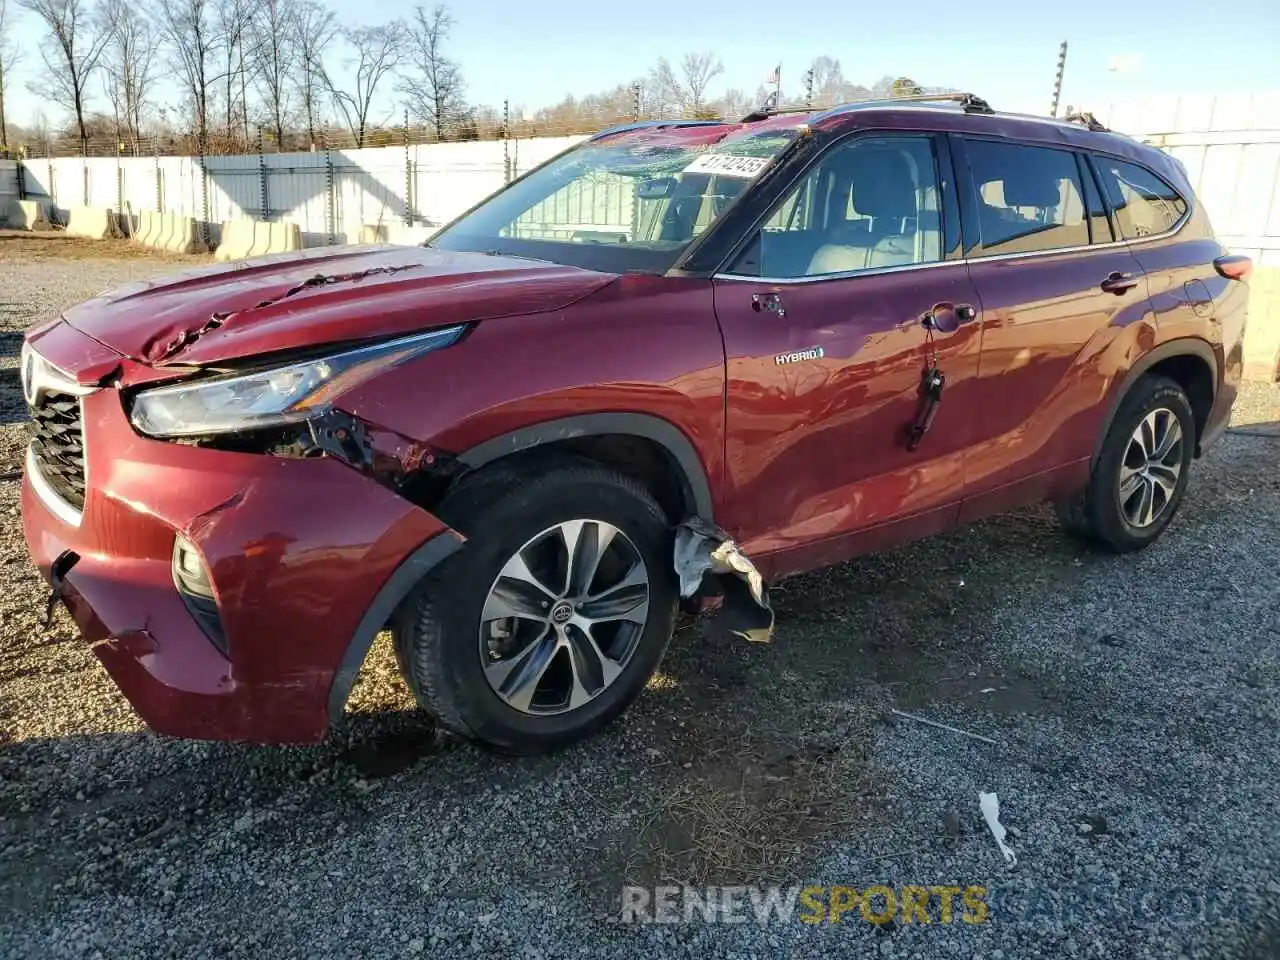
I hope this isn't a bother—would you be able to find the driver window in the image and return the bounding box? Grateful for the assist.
[745,136,943,279]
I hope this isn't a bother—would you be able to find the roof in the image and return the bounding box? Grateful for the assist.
[590,95,1150,161]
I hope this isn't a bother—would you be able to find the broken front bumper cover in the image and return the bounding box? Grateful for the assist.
[22,386,460,744]
[674,517,775,643]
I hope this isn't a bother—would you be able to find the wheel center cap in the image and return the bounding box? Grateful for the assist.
[550,601,574,625]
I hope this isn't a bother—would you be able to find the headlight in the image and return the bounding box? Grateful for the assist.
[130,326,465,438]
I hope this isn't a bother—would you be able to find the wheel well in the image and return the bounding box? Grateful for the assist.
[412,434,699,528]
[1147,353,1214,447]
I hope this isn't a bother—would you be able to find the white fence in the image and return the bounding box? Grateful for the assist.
[16,136,588,247]
[1100,92,1280,266]
[8,93,1280,264]
[0,160,19,216]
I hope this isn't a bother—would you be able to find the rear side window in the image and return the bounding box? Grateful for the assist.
[1093,158,1188,239]
[964,139,1089,255]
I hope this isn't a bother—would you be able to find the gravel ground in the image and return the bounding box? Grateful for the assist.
[0,235,1277,959]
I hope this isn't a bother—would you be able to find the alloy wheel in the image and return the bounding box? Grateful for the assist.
[478,520,650,716]
[1118,408,1184,528]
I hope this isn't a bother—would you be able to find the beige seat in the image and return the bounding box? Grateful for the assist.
[807,149,920,275]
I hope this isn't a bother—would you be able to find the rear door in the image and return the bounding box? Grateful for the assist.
[713,132,984,578]
[952,136,1151,520]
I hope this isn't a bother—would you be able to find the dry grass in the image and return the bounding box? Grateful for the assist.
[622,726,880,888]
[0,229,211,264]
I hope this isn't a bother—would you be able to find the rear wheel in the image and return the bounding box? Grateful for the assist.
[1055,374,1196,552]
[393,463,677,753]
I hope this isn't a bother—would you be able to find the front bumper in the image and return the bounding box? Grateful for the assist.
[22,381,459,744]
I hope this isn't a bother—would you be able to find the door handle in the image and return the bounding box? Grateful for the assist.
[921,303,977,333]
[1100,271,1142,295]
[752,292,786,318]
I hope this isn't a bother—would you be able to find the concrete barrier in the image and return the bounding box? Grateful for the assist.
[65,205,121,240]
[214,219,257,261]
[1244,266,1280,382]
[6,199,53,230]
[215,218,301,261]
[133,210,161,247]
[164,216,203,255]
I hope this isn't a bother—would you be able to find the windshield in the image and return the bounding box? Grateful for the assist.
[430,129,798,274]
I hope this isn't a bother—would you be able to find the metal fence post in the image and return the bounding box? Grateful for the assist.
[116,146,125,235]
[1050,41,1068,118]
[503,99,511,185]
[323,129,336,244]
[256,128,269,221]
[154,138,162,213]
[403,109,414,227]
[198,141,211,250]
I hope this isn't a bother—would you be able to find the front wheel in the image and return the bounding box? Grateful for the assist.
[393,463,677,754]
[1055,374,1196,552]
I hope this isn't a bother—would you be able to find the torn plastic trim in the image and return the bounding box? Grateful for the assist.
[673,516,774,643]
[41,549,81,629]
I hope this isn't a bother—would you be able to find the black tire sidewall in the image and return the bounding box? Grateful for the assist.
[1088,377,1196,551]
[414,471,676,751]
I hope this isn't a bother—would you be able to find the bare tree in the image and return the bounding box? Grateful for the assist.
[215,0,251,141]
[401,4,466,140]
[18,0,111,146]
[293,0,334,146]
[644,57,682,117]
[99,0,154,147]
[248,0,295,145]
[680,51,723,115]
[320,23,404,148]
[0,0,23,149]
[645,52,723,117]
[154,0,221,150]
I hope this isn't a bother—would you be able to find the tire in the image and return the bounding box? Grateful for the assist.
[392,462,678,754]
[1054,374,1196,552]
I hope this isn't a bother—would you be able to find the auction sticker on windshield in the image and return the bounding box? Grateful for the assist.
[683,154,772,178]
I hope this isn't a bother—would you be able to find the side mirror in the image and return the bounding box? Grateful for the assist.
[636,177,677,200]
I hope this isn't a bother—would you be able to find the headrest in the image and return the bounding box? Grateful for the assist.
[995,175,1063,209]
[847,150,916,220]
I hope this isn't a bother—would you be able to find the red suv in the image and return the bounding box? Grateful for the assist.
[21,95,1250,752]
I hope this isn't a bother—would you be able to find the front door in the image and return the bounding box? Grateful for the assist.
[713,133,983,578]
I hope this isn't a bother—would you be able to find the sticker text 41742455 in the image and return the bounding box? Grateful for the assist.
[682,154,772,178]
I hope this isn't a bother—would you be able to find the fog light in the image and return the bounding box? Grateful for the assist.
[172,535,228,656]
[172,535,214,599]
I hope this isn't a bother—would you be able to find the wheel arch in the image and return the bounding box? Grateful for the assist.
[1094,338,1218,464]
[454,412,716,524]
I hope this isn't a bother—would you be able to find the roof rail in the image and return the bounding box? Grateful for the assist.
[812,92,994,123]
[1062,110,1109,132]
[589,119,725,140]
[886,92,993,113]
[740,106,815,123]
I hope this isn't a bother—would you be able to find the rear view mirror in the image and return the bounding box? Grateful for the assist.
[636,177,677,200]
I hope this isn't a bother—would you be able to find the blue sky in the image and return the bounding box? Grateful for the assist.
[5,0,1279,128]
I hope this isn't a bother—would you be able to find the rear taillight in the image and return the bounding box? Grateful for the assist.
[1214,254,1253,281]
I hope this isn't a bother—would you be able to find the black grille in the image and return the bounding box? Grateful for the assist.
[28,393,86,510]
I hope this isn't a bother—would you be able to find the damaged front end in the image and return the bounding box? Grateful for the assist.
[122,324,473,499]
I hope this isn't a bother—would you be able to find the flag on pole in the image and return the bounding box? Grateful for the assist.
[765,64,780,85]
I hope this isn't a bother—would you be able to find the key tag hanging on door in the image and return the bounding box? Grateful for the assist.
[906,313,946,451]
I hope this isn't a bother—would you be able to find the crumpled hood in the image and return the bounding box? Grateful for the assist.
[59,245,616,368]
